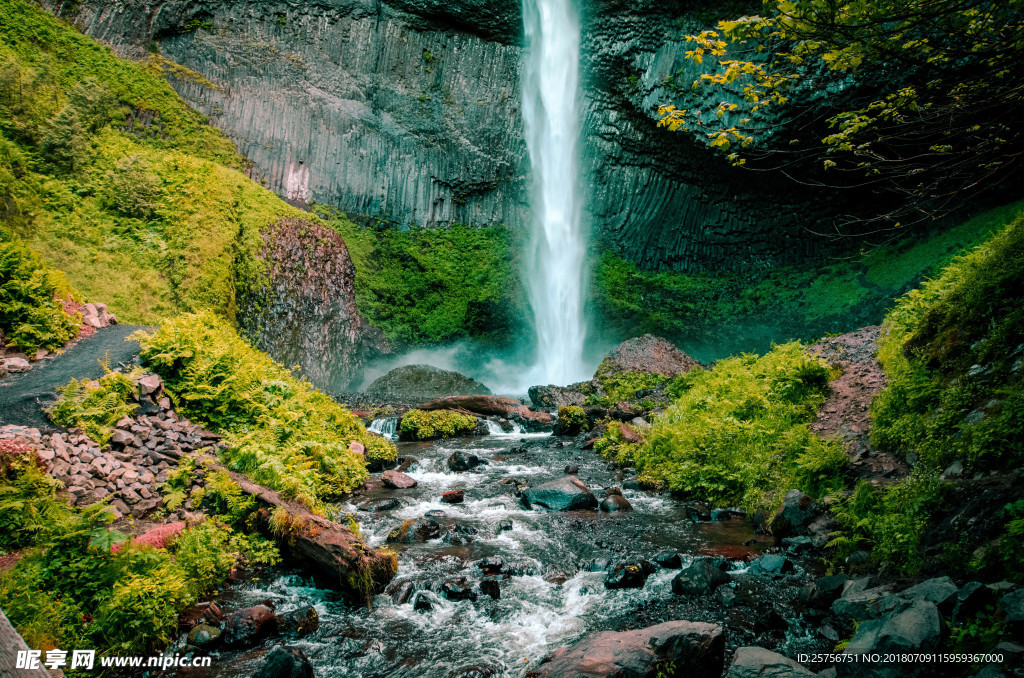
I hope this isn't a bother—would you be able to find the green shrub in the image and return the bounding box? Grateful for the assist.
[629,342,841,514]
[135,313,395,511]
[590,369,664,405]
[556,406,588,435]
[0,239,79,352]
[49,366,139,446]
[594,420,643,467]
[171,520,238,596]
[871,213,1024,471]
[399,409,478,440]
[0,440,72,551]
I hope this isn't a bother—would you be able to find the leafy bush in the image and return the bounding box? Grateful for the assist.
[0,239,79,352]
[594,421,643,467]
[556,406,588,435]
[399,409,478,440]
[135,313,395,511]
[625,342,841,514]
[0,440,72,551]
[49,366,140,446]
[318,207,525,346]
[171,519,238,596]
[871,213,1024,471]
[590,369,664,405]
[102,154,162,219]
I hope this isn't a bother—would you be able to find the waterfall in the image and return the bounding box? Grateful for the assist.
[522,0,589,387]
[367,417,398,440]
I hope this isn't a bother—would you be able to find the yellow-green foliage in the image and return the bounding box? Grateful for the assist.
[49,367,140,446]
[594,421,643,466]
[135,313,396,511]
[627,343,842,514]
[0,502,241,655]
[595,201,1022,348]
[399,409,478,440]
[0,239,79,352]
[592,369,664,404]
[557,406,588,435]
[0,442,72,550]
[0,0,307,324]
[871,212,1024,471]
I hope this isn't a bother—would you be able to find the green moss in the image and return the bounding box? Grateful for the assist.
[556,405,588,435]
[134,313,396,511]
[398,408,478,440]
[626,342,842,515]
[592,201,1023,351]
[316,206,526,347]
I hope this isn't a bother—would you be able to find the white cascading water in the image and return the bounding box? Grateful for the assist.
[522,0,589,387]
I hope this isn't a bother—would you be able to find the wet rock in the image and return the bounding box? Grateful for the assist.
[497,519,513,534]
[448,451,482,472]
[388,580,417,605]
[358,498,401,512]
[253,646,315,678]
[276,605,319,638]
[618,421,645,444]
[441,489,465,504]
[770,490,817,538]
[673,559,729,596]
[685,502,712,522]
[450,664,502,678]
[366,364,491,401]
[900,576,958,615]
[599,494,633,513]
[653,550,683,569]
[726,647,814,678]
[711,508,746,521]
[381,469,418,489]
[413,593,434,612]
[476,557,504,575]
[1000,588,1024,635]
[527,382,590,409]
[442,578,477,602]
[222,604,278,648]
[806,574,849,609]
[716,586,737,607]
[832,585,895,621]
[387,517,441,543]
[520,476,598,511]
[526,620,724,678]
[604,560,655,589]
[480,576,501,600]
[953,581,997,623]
[564,464,579,475]
[751,553,794,576]
[837,600,943,678]
[186,623,221,647]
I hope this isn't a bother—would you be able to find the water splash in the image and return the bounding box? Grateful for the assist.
[522,0,589,387]
[367,417,399,440]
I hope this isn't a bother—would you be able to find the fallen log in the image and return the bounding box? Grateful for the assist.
[197,455,397,603]
[414,395,553,428]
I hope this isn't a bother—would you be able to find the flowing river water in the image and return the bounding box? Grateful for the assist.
[186,426,806,678]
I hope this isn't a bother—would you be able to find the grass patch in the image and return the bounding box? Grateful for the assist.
[134,312,397,512]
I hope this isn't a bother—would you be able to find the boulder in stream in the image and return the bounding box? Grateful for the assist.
[520,476,598,511]
[381,469,418,489]
[836,599,944,678]
[253,646,315,678]
[526,620,724,678]
[726,647,814,678]
[672,559,729,596]
[365,364,492,401]
[222,604,278,648]
[604,560,656,589]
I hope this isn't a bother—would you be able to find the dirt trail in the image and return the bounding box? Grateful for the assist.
[0,325,150,430]
[809,325,909,484]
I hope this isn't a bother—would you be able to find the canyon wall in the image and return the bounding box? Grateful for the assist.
[51,0,842,271]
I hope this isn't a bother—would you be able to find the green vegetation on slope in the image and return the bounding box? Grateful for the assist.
[597,342,844,515]
[0,239,79,352]
[49,366,140,446]
[135,313,397,512]
[317,206,525,347]
[0,0,305,324]
[829,212,1024,578]
[594,201,1023,348]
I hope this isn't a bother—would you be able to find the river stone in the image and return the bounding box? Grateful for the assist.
[519,476,598,511]
[900,576,958,614]
[770,489,817,538]
[832,585,895,621]
[381,469,418,489]
[726,647,814,678]
[1000,588,1024,634]
[604,560,656,590]
[806,574,849,609]
[837,600,943,678]
[222,604,278,648]
[526,620,724,678]
[599,494,633,512]
[186,623,221,647]
[672,559,729,596]
[442,578,477,602]
[527,382,590,408]
[448,451,482,472]
[276,605,319,638]
[358,498,402,512]
[480,576,501,600]
[441,489,465,504]
[253,646,315,678]
[751,553,794,576]
[596,335,699,380]
[366,364,491,401]
[653,550,683,569]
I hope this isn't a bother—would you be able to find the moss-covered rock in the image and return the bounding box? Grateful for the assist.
[398,409,478,441]
[554,406,588,436]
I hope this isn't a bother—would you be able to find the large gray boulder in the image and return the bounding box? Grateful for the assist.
[520,477,598,511]
[726,647,814,678]
[526,621,725,678]
[837,599,944,678]
[672,559,729,596]
[366,364,491,401]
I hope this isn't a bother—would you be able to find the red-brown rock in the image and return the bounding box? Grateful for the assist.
[441,490,465,504]
[597,334,699,379]
[382,470,418,489]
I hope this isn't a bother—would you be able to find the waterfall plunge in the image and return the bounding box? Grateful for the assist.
[522,0,589,387]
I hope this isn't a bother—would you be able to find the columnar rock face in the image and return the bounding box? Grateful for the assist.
[52,0,850,272]
[238,217,390,392]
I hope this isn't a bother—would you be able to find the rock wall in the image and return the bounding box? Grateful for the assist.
[53,0,848,271]
[238,217,390,391]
